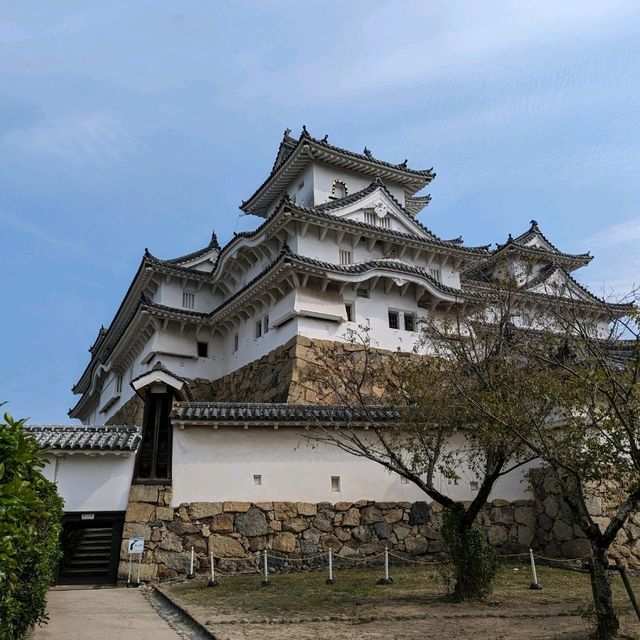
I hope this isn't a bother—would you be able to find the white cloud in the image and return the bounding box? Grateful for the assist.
[4,112,142,165]
[588,217,640,247]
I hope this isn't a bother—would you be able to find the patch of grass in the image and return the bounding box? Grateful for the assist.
[163,564,640,622]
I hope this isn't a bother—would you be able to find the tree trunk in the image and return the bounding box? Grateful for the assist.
[589,544,619,639]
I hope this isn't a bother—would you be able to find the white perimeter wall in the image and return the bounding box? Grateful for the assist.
[42,453,135,512]
[171,428,534,506]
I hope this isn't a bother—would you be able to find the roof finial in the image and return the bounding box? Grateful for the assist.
[363,146,373,159]
[507,233,513,242]
[530,219,539,229]
[209,229,220,250]
[321,134,328,143]
[398,159,408,168]
[284,127,292,137]
[301,125,309,136]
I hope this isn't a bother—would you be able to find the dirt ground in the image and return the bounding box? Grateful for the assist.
[161,565,640,640]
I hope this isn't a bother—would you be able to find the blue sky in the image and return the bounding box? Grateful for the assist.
[2,1,640,423]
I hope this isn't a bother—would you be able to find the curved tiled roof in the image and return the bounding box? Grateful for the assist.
[164,230,220,265]
[171,401,402,423]
[24,425,141,451]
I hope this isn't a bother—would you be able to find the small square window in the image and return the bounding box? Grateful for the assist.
[253,474,262,486]
[345,303,353,322]
[115,374,123,394]
[197,341,208,358]
[182,291,195,309]
[470,480,479,491]
[255,320,262,339]
[339,249,352,265]
[331,476,341,492]
[428,268,441,283]
[404,313,415,332]
[356,286,369,298]
[400,476,409,485]
[233,333,239,352]
[388,310,399,329]
[263,315,269,334]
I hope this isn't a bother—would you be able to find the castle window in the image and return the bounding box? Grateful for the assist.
[404,313,415,332]
[255,319,262,339]
[345,302,353,322]
[233,333,239,352]
[356,285,369,298]
[197,341,208,358]
[388,310,399,329]
[182,291,195,309]
[331,180,348,200]
[253,474,262,486]
[263,315,270,334]
[115,374,123,394]
[428,268,441,283]
[364,210,391,229]
[339,249,352,265]
[331,476,341,492]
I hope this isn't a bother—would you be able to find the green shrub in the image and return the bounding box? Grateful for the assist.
[0,409,63,640]
[438,506,499,601]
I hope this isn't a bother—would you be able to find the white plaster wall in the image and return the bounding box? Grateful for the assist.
[171,428,533,505]
[312,163,405,206]
[43,453,135,512]
[156,279,217,312]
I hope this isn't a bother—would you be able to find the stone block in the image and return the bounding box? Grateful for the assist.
[514,506,536,528]
[313,516,333,532]
[282,518,309,533]
[274,502,298,520]
[338,545,359,557]
[123,523,152,540]
[405,536,428,555]
[374,522,391,539]
[248,536,268,552]
[154,550,191,573]
[361,506,384,524]
[269,519,282,532]
[157,532,183,552]
[394,524,411,541]
[126,502,155,522]
[538,513,553,532]
[552,520,574,542]
[130,485,159,504]
[166,521,199,536]
[492,499,510,507]
[155,507,174,521]
[272,532,297,553]
[487,525,507,546]
[303,528,321,543]
[236,507,269,537]
[209,535,245,558]
[320,533,343,551]
[561,538,591,559]
[543,496,558,519]
[352,525,372,543]
[223,502,251,513]
[300,540,319,555]
[384,509,403,524]
[517,525,534,548]
[210,513,235,533]
[359,541,383,555]
[296,502,317,516]
[255,502,274,511]
[189,502,223,519]
[378,502,397,510]
[333,502,352,512]
[409,502,429,525]
[137,563,159,582]
[342,508,360,527]
[184,534,208,554]
[335,528,352,542]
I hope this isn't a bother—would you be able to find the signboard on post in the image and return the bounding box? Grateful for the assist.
[127,537,145,586]
[128,537,144,554]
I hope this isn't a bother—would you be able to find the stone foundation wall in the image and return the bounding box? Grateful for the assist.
[106,394,144,426]
[119,482,640,583]
[119,485,541,582]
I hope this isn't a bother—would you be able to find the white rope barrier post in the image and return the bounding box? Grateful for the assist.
[127,554,133,587]
[208,552,217,587]
[326,548,336,585]
[529,548,542,590]
[187,546,196,580]
[261,549,271,587]
[377,546,394,585]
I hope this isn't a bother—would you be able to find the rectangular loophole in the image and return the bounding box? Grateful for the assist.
[253,474,262,486]
[331,476,341,492]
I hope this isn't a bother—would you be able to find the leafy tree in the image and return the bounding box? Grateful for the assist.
[0,408,63,640]
[300,319,538,600]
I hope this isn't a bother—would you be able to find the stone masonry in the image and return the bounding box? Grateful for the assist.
[119,482,640,582]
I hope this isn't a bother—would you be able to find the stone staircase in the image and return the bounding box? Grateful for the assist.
[58,527,114,583]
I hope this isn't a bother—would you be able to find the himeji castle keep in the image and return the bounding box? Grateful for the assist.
[26,128,639,585]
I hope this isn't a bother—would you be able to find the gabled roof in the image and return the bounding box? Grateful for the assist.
[24,425,141,452]
[164,229,220,266]
[130,360,195,400]
[171,401,402,425]
[494,219,592,265]
[241,127,436,216]
[406,195,432,216]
